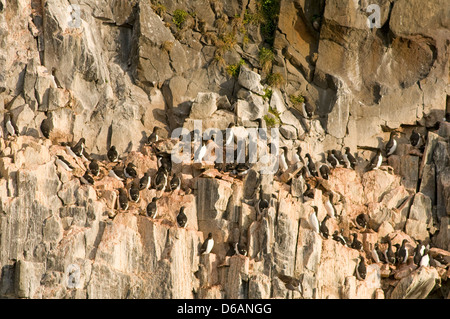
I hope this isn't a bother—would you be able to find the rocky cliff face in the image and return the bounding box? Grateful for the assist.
[0,0,449,299]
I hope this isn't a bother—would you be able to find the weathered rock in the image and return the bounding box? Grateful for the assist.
[238,65,264,95]
[389,267,440,299]
[189,92,219,119]
[405,193,433,241]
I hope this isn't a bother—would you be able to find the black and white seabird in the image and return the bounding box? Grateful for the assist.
[355,213,369,229]
[385,131,399,156]
[351,233,363,251]
[147,126,160,145]
[365,148,382,172]
[200,232,214,255]
[332,150,347,168]
[410,130,423,148]
[124,162,137,179]
[413,240,425,265]
[326,150,338,168]
[291,146,302,165]
[225,122,235,146]
[324,192,336,218]
[80,170,95,185]
[177,206,188,228]
[146,197,158,218]
[419,249,430,267]
[40,117,51,139]
[384,237,396,265]
[109,164,127,181]
[371,243,381,263]
[55,155,74,172]
[107,146,119,162]
[257,194,269,216]
[154,167,169,191]
[305,153,318,177]
[279,146,289,172]
[129,182,140,203]
[301,102,314,119]
[89,159,100,177]
[169,174,181,191]
[139,173,151,190]
[303,183,315,200]
[319,215,330,239]
[194,139,207,162]
[4,113,17,137]
[67,138,85,158]
[332,230,347,246]
[309,206,320,233]
[356,256,367,281]
[344,147,356,169]
[397,239,408,264]
[118,188,129,211]
[319,163,330,180]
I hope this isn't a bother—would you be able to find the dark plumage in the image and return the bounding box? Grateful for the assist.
[146,197,158,218]
[385,237,396,264]
[332,150,347,168]
[326,150,338,168]
[71,138,85,157]
[305,153,318,177]
[351,233,363,251]
[344,147,356,169]
[355,213,369,229]
[55,155,74,171]
[107,146,119,162]
[109,164,126,181]
[177,206,188,228]
[139,173,151,190]
[410,130,422,148]
[118,188,129,211]
[200,232,214,255]
[319,164,330,180]
[332,230,347,246]
[303,183,315,200]
[5,113,17,136]
[124,162,137,179]
[80,171,94,185]
[169,174,181,191]
[154,167,168,191]
[147,126,160,145]
[319,215,330,239]
[397,239,408,264]
[413,240,424,265]
[356,256,367,280]
[385,131,398,156]
[129,182,140,202]
[89,160,100,177]
[365,148,382,172]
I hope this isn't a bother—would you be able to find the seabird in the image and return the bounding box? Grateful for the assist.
[419,249,430,267]
[177,206,188,228]
[124,162,137,179]
[146,197,158,218]
[371,243,381,263]
[324,192,336,218]
[326,150,338,168]
[129,182,140,203]
[55,155,74,172]
[291,146,302,164]
[410,130,423,148]
[385,131,398,156]
[309,206,320,233]
[109,164,127,181]
[351,233,363,251]
[40,117,51,139]
[154,167,168,191]
[344,147,356,169]
[332,230,347,246]
[88,159,100,177]
[384,237,396,265]
[147,126,160,145]
[157,152,172,173]
[80,170,94,185]
[355,213,369,229]
[355,256,367,281]
[139,173,151,190]
[365,148,382,172]
[200,232,214,255]
[305,153,318,177]
[107,146,119,162]
[257,195,269,216]
[169,174,181,191]
[69,138,86,158]
[118,188,129,211]
[332,150,347,168]
[413,240,425,265]
[301,102,314,119]
[397,239,408,264]
[4,113,17,137]
[303,183,315,200]
[319,163,330,180]
[319,215,330,239]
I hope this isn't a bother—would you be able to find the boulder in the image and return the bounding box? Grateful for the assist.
[189,92,219,119]
[389,267,440,299]
[238,65,264,95]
